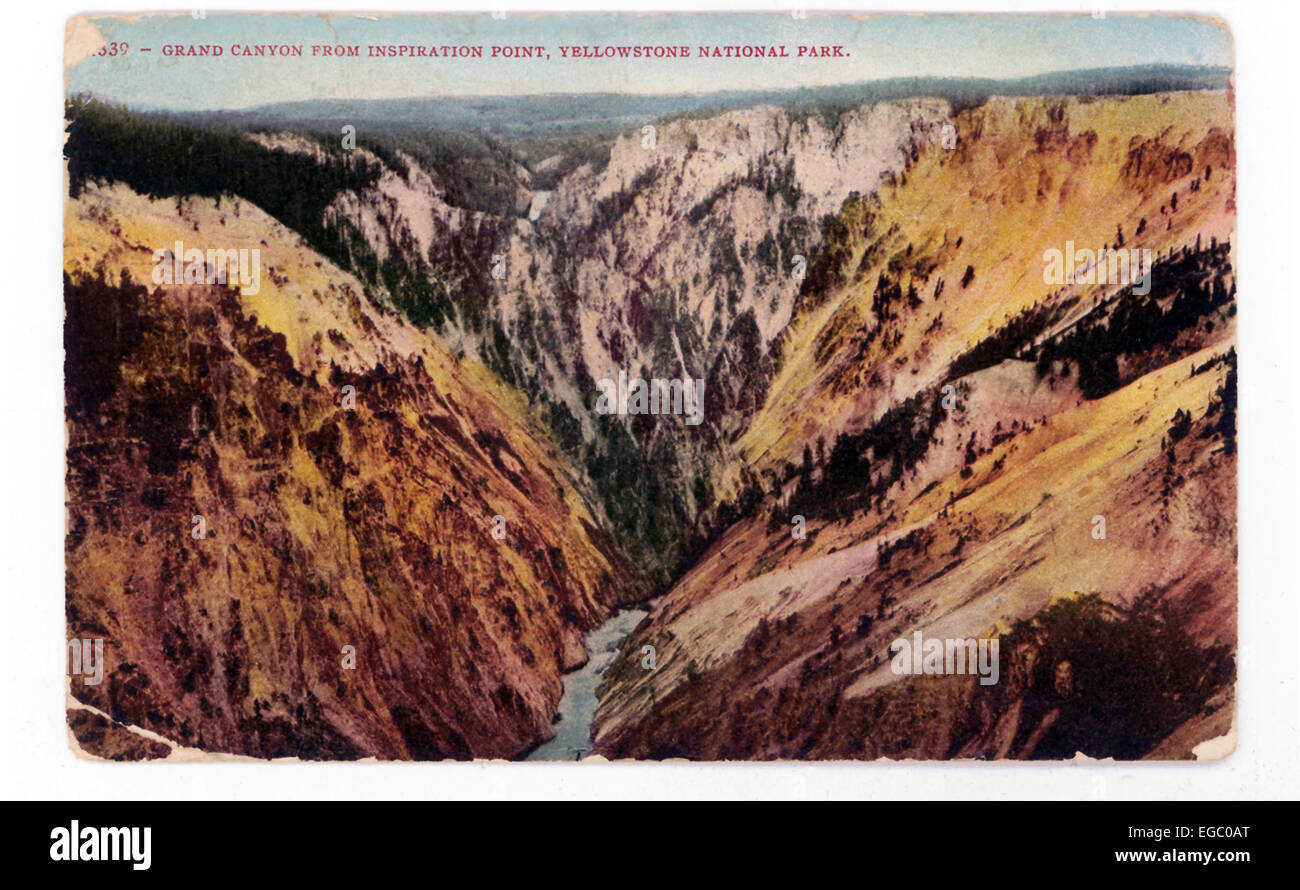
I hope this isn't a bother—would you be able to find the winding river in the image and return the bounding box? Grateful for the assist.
[527,605,650,761]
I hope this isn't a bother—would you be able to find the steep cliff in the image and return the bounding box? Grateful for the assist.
[65,182,641,759]
[591,92,1237,760]
[63,86,1237,761]
[321,100,954,582]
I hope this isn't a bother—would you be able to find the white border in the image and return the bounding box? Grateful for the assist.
[5,0,1296,800]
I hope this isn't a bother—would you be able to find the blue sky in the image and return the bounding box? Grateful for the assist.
[67,13,1233,111]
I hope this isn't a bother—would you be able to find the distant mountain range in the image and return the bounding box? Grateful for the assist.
[154,64,1231,137]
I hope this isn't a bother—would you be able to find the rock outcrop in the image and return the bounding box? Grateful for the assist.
[65,183,640,759]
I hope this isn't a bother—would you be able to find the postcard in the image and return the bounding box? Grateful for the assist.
[63,12,1236,761]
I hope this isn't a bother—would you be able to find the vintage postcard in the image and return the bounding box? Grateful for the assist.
[63,12,1236,762]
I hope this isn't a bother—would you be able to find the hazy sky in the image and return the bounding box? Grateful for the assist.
[67,13,1233,111]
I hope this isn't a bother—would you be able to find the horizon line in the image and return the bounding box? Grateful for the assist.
[70,62,1234,116]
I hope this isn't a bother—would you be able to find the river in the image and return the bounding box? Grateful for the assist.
[527,605,650,761]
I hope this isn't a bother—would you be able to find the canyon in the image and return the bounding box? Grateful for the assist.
[64,74,1237,760]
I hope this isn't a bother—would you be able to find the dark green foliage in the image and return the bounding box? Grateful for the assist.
[1040,240,1233,400]
[482,319,517,387]
[65,98,384,273]
[789,387,946,522]
[543,398,583,455]
[581,408,697,587]
[949,240,1233,404]
[381,255,452,332]
[1200,348,1237,455]
[995,589,1233,760]
[359,128,532,216]
[693,474,709,507]
[797,192,872,312]
[1077,352,1120,400]
[1167,408,1193,442]
[64,98,505,343]
[948,298,1076,379]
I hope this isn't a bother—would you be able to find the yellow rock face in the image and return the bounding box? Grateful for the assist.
[65,183,640,760]
[594,92,1237,761]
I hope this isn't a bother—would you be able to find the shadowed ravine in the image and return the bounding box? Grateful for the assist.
[527,605,651,761]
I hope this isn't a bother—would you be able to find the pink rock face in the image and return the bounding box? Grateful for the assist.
[64,80,1236,762]
[65,184,642,760]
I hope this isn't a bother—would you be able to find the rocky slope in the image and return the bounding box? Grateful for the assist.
[320,100,954,582]
[591,91,1238,760]
[64,87,1237,761]
[65,182,641,759]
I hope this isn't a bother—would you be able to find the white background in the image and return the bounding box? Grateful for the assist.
[3,0,1296,800]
